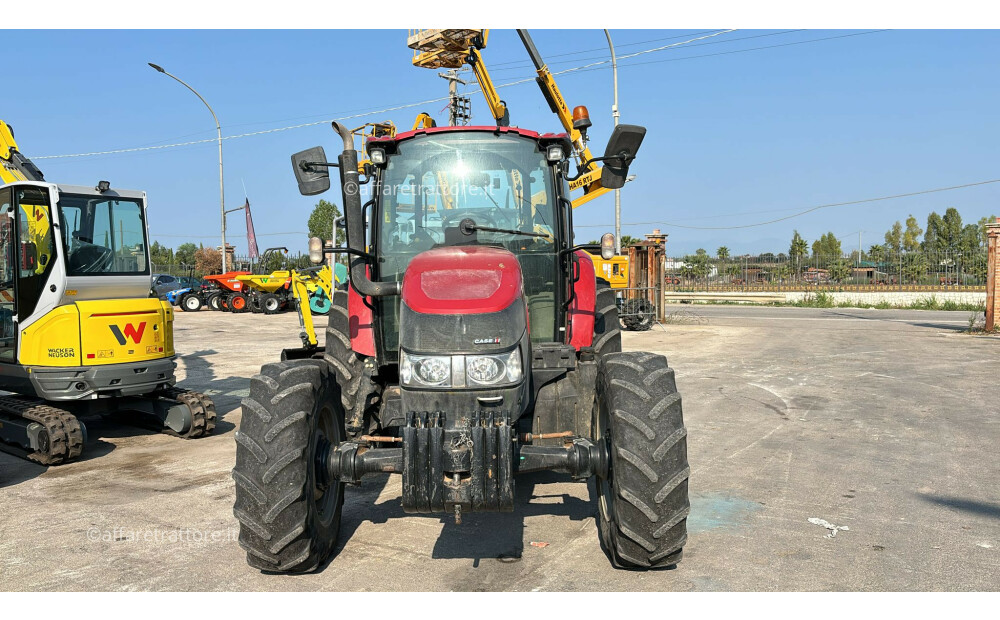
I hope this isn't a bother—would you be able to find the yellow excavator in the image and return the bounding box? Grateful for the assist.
[0,120,215,464]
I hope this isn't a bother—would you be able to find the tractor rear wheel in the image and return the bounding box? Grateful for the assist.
[233,359,344,573]
[323,290,377,436]
[261,293,282,315]
[230,292,249,313]
[593,352,689,569]
[593,279,622,356]
[180,293,202,312]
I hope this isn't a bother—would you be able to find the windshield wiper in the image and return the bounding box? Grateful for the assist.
[460,218,551,240]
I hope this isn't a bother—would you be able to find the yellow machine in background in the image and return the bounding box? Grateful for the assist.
[407,29,617,208]
[0,120,215,465]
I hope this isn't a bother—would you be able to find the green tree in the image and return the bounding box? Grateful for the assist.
[811,232,842,263]
[884,221,903,254]
[716,246,730,261]
[789,231,808,261]
[959,224,981,256]
[175,242,198,267]
[149,241,173,269]
[828,259,853,283]
[923,211,943,252]
[978,216,998,248]
[789,230,808,274]
[620,235,638,249]
[307,199,345,245]
[680,248,711,279]
[868,245,886,263]
[941,207,965,253]
[901,252,928,284]
[903,215,923,252]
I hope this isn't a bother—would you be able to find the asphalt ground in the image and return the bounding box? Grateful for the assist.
[1,305,997,591]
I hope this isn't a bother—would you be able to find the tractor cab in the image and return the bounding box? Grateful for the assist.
[293,123,644,364]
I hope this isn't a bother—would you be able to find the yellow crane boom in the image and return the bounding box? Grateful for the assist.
[407,29,612,208]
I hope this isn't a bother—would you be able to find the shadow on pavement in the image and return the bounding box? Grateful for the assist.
[919,494,1000,520]
[327,471,595,568]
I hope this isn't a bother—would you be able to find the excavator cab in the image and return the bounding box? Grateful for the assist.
[0,121,216,464]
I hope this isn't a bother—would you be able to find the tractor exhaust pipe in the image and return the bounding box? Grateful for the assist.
[331,121,401,298]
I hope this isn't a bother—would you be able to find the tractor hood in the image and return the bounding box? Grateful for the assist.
[401,246,523,315]
[399,246,527,355]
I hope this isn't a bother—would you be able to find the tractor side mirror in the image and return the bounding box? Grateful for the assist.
[600,124,646,190]
[291,146,331,196]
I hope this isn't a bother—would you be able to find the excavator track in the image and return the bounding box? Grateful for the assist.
[155,387,217,439]
[0,396,85,465]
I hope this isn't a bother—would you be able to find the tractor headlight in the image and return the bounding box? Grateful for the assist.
[416,357,450,385]
[467,356,501,384]
[400,348,523,389]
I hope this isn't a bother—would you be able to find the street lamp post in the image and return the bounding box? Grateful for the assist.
[604,29,621,255]
[148,62,228,273]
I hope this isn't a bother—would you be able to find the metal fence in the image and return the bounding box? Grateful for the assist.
[663,251,989,292]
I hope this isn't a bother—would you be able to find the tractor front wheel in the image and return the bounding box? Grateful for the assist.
[593,352,689,569]
[233,359,345,573]
[180,293,203,312]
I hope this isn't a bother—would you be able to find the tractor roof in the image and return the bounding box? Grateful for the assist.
[368,125,570,146]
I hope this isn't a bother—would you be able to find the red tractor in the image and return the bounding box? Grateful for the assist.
[232,121,689,572]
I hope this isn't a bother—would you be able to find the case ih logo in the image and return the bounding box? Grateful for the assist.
[109,322,147,346]
[474,337,501,345]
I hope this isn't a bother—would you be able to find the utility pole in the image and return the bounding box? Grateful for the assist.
[604,29,622,255]
[148,62,228,273]
[438,69,469,126]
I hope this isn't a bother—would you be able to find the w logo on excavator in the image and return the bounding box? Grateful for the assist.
[109,322,146,346]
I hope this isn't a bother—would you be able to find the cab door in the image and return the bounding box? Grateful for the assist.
[0,185,58,363]
[0,187,16,361]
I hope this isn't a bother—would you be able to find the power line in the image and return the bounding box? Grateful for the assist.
[485,29,729,68]
[574,178,1000,230]
[560,30,890,76]
[35,30,734,160]
[35,29,884,161]
[490,29,806,73]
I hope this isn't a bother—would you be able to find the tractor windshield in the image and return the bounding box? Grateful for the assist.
[376,132,561,350]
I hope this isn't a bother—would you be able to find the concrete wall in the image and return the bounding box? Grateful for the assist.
[782,290,987,306]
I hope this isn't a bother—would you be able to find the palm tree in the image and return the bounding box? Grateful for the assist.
[716,246,730,260]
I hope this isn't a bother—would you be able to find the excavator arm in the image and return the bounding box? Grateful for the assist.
[0,120,45,184]
[516,30,609,208]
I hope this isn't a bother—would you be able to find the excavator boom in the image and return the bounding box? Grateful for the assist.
[0,120,45,184]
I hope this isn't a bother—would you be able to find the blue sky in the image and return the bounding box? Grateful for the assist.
[7,29,998,257]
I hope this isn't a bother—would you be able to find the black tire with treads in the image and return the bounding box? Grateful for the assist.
[593,352,689,569]
[233,359,344,573]
[593,278,622,356]
[322,290,377,435]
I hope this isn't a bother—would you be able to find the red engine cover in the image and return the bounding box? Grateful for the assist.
[401,246,523,315]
